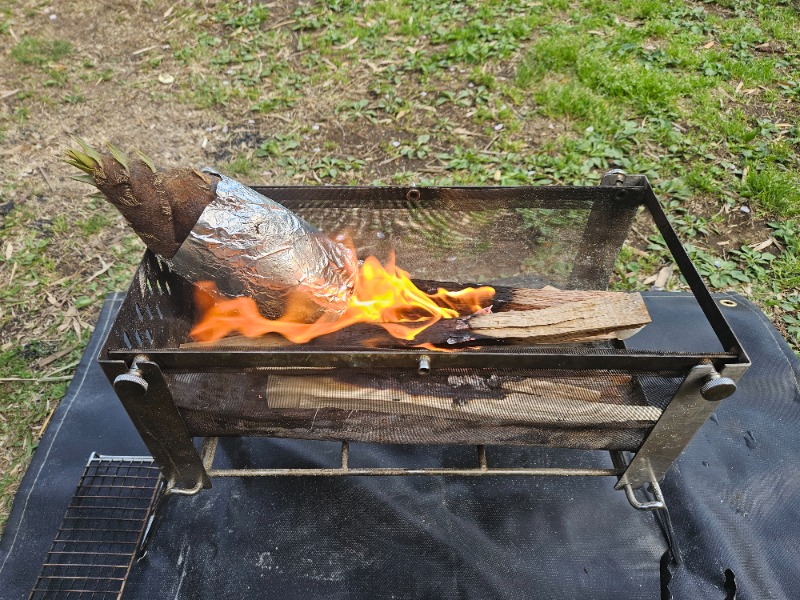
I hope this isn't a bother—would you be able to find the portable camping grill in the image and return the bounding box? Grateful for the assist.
[98,171,750,510]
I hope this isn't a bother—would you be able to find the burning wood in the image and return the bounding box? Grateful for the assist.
[190,253,495,344]
[187,286,650,347]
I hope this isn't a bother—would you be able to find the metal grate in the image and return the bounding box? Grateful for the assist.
[30,454,161,600]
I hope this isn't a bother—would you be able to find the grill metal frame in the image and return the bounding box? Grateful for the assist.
[98,173,750,501]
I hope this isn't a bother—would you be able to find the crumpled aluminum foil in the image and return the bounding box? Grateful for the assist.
[168,171,357,320]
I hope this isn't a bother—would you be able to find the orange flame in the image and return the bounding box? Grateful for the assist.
[190,252,495,345]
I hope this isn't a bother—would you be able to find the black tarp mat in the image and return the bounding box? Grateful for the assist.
[1,291,798,599]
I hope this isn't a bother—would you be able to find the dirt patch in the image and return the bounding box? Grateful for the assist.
[701,1,736,19]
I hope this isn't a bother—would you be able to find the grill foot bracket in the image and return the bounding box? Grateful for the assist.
[105,356,211,493]
[623,479,665,511]
[615,363,748,490]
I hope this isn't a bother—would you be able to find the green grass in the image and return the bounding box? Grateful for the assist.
[742,166,800,216]
[11,36,72,66]
[532,81,612,126]
[0,184,143,531]
[225,154,259,177]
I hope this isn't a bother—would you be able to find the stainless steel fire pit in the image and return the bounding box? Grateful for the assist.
[98,172,749,510]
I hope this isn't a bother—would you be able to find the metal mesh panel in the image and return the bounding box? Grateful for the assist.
[242,186,634,289]
[285,206,594,288]
[106,252,193,352]
[261,184,641,291]
[102,186,642,352]
[29,455,161,600]
[638,374,687,411]
[166,368,681,450]
[259,368,658,410]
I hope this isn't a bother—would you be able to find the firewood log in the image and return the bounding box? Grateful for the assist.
[463,293,650,341]
[265,375,662,424]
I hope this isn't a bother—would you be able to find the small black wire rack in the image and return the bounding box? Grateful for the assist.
[29,454,162,600]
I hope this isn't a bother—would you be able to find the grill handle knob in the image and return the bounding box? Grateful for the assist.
[700,370,736,401]
[113,370,149,396]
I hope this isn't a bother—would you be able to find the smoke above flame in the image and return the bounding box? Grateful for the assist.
[190,251,495,344]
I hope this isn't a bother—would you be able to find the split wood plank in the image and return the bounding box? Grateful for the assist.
[500,378,603,401]
[266,375,662,424]
[502,288,629,311]
[467,293,650,341]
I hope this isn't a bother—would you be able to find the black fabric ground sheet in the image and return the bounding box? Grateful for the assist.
[1,291,798,599]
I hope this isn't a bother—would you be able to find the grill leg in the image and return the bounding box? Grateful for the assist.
[616,362,747,490]
[566,170,641,290]
[106,357,211,493]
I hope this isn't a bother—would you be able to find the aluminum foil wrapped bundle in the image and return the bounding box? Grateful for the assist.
[65,142,357,321]
[169,171,357,319]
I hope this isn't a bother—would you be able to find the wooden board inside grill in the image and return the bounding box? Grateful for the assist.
[168,370,661,450]
[266,374,662,424]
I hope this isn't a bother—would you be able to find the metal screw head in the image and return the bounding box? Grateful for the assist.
[417,355,431,376]
[700,376,736,401]
[113,372,149,396]
[604,169,627,186]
